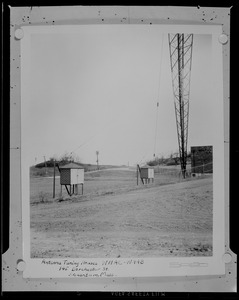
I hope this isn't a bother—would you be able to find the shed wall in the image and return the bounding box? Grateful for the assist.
[60,169,71,185]
[140,168,154,179]
[140,168,149,178]
[71,169,84,184]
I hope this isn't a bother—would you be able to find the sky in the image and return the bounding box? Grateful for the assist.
[24,26,213,166]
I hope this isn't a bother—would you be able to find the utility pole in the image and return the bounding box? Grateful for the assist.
[96,151,99,170]
[136,165,139,185]
[53,159,56,198]
[168,33,193,178]
[137,164,144,185]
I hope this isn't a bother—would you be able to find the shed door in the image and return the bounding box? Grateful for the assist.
[70,169,78,184]
[77,169,84,184]
[70,169,84,184]
[148,168,154,178]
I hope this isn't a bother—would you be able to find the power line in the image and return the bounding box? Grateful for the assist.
[153,34,164,158]
[69,110,125,156]
[153,102,159,158]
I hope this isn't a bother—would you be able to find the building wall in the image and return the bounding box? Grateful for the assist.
[191,146,213,173]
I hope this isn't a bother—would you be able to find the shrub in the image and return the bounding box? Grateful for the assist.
[147,160,158,166]
[166,159,176,166]
[35,169,47,176]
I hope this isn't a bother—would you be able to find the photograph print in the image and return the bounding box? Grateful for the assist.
[25,26,215,259]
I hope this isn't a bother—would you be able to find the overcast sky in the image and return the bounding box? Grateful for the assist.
[24,26,213,166]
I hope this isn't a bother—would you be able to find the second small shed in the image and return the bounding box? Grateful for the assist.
[140,165,154,184]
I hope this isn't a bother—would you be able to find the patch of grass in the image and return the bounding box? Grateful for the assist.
[102,191,114,196]
[38,191,48,203]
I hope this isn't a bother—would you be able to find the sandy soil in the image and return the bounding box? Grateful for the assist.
[30,171,213,258]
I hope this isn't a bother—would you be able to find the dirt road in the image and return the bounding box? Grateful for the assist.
[31,175,212,258]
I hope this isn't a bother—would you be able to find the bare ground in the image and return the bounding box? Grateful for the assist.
[30,171,213,258]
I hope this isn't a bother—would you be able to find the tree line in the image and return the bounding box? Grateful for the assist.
[34,152,82,168]
[147,152,191,167]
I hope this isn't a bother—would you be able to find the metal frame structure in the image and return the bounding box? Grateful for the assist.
[168,33,193,178]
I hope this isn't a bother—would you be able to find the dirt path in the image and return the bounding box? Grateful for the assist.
[31,177,212,258]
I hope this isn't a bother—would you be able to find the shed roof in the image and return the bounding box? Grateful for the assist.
[59,163,84,169]
[140,164,153,169]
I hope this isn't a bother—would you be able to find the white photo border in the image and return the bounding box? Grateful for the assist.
[20,24,225,278]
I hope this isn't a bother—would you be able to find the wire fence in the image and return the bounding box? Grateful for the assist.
[147,161,213,178]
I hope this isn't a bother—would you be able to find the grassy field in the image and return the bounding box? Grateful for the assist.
[30,163,120,178]
[30,167,213,258]
[30,166,191,204]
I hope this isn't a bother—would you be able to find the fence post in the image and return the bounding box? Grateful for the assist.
[53,159,56,198]
[137,165,139,185]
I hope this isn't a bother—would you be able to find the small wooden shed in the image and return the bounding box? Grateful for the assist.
[59,163,84,196]
[140,165,154,184]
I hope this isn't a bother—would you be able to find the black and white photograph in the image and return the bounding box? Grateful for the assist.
[2,4,236,291]
[23,26,216,260]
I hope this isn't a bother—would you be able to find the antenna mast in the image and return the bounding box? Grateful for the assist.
[96,151,99,170]
[168,33,193,178]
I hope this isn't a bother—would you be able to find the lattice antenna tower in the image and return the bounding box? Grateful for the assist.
[168,33,193,178]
